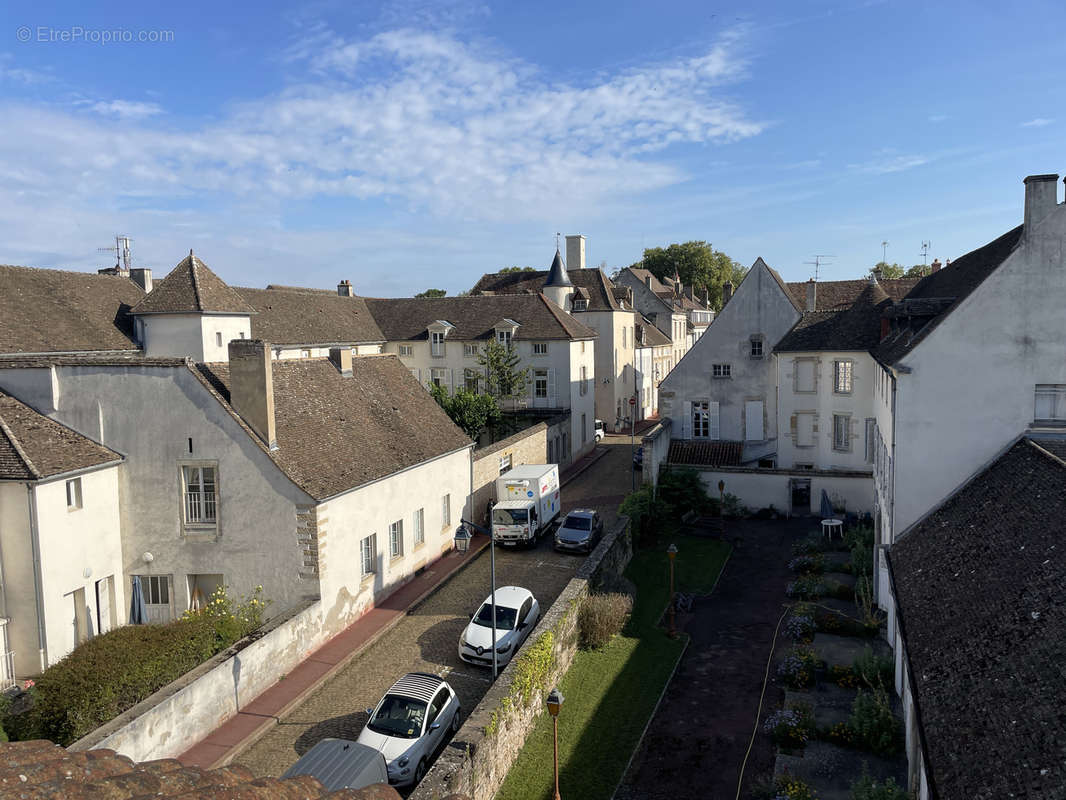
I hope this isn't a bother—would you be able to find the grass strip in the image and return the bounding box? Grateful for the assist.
[496,535,731,800]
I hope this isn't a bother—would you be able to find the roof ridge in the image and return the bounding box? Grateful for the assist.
[0,412,38,478]
[188,253,204,311]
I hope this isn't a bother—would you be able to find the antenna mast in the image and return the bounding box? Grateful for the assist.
[920,240,931,266]
[98,235,132,271]
[881,240,889,263]
[803,254,835,281]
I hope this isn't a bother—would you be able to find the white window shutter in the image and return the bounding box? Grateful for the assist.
[454,368,463,391]
[709,401,720,440]
[681,401,692,438]
[443,368,452,394]
[548,368,556,406]
[745,401,764,441]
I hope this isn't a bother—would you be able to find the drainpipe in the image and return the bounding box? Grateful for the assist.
[25,485,48,672]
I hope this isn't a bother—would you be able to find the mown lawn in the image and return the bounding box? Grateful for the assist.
[495,535,732,800]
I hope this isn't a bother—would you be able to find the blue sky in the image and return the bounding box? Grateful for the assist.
[1,0,1064,295]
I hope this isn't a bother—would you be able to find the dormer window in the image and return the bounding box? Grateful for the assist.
[494,318,520,348]
[497,330,512,346]
[427,320,455,357]
[573,298,588,311]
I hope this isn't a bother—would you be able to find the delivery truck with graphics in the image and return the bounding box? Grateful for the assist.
[491,464,561,546]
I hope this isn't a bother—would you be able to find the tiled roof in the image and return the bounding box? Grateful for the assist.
[874,225,1023,365]
[888,437,1066,800]
[667,439,743,467]
[236,287,385,345]
[544,249,572,287]
[775,280,892,352]
[197,356,472,499]
[131,252,256,315]
[785,277,917,312]
[365,295,597,342]
[472,267,625,312]
[0,391,122,480]
[0,739,403,799]
[0,265,144,354]
[636,316,671,348]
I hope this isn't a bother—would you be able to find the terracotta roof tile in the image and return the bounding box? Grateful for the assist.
[667,439,743,466]
[0,391,122,480]
[131,253,256,316]
[887,437,1066,800]
[235,287,385,345]
[0,265,144,354]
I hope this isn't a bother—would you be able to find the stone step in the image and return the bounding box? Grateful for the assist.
[812,632,892,670]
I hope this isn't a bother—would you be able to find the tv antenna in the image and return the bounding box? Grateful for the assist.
[99,235,132,271]
[803,254,835,281]
[881,240,889,263]
[920,240,932,265]
[555,232,561,251]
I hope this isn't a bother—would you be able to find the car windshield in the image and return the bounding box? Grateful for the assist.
[368,694,427,739]
[472,602,518,630]
[562,515,592,531]
[493,508,528,525]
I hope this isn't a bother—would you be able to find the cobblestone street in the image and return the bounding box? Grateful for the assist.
[237,434,635,780]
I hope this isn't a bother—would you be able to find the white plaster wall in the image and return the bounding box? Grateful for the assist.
[577,309,636,429]
[566,340,596,458]
[891,207,1066,538]
[0,368,57,413]
[688,468,874,516]
[0,482,39,676]
[272,344,383,360]
[316,447,472,621]
[777,352,877,471]
[199,315,253,362]
[140,315,208,360]
[32,466,125,668]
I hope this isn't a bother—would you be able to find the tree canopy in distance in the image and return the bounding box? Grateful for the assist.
[629,241,747,311]
[415,288,447,298]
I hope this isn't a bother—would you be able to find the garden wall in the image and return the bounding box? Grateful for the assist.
[641,418,672,487]
[69,597,327,762]
[470,424,548,527]
[410,515,633,800]
[682,465,874,517]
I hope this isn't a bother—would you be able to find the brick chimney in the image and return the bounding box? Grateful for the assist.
[130,268,153,293]
[1024,174,1059,234]
[645,274,652,288]
[686,284,695,300]
[228,339,277,450]
[722,282,733,305]
[329,346,353,377]
[930,258,942,273]
[337,280,354,297]
[806,279,817,312]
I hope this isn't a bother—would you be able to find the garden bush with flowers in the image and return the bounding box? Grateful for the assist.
[763,702,815,750]
[3,585,271,746]
[752,772,819,800]
[777,645,821,689]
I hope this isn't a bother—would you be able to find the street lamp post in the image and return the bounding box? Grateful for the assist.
[457,519,499,679]
[547,688,564,800]
[667,543,678,638]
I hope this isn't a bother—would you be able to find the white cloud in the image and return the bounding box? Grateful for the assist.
[90,100,165,119]
[849,154,930,174]
[928,114,948,123]
[0,53,51,85]
[1021,117,1053,128]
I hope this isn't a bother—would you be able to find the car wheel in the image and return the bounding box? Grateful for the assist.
[451,708,461,732]
[415,758,427,784]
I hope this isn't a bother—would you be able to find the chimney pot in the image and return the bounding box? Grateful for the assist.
[337,279,354,297]
[1023,173,1059,234]
[645,274,652,288]
[329,346,353,377]
[228,339,277,449]
[565,235,586,270]
[722,282,733,305]
[130,267,153,294]
[930,258,942,273]
[805,278,817,312]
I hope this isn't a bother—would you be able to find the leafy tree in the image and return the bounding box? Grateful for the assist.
[498,266,538,274]
[477,339,529,406]
[904,264,928,279]
[430,385,501,440]
[869,262,904,279]
[415,288,447,298]
[630,241,747,311]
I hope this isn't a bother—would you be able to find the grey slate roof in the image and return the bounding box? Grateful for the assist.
[472,267,625,312]
[197,356,472,499]
[636,315,672,348]
[0,391,122,480]
[235,287,385,345]
[0,265,144,354]
[544,250,572,287]
[131,252,257,316]
[776,280,892,352]
[365,294,597,342]
[888,436,1066,800]
[667,439,743,467]
[785,277,918,312]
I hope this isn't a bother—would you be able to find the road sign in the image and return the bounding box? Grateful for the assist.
[629,397,636,405]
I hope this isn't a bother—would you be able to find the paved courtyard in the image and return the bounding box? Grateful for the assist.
[236,434,635,781]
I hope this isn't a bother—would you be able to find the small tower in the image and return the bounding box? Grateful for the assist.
[542,249,574,311]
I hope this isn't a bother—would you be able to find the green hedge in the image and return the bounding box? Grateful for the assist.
[6,616,224,746]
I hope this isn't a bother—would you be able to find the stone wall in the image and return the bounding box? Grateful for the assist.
[411,515,632,800]
[641,417,672,487]
[470,424,548,527]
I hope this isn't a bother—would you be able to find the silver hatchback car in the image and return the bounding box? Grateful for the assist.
[554,509,603,554]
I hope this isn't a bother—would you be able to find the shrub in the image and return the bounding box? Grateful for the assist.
[823,578,855,601]
[619,486,662,546]
[788,554,824,574]
[810,606,879,639]
[853,645,894,689]
[768,774,819,800]
[851,767,909,800]
[183,584,269,649]
[578,592,633,650]
[777,645,821,690]
[854,576,882,630]
[784,613,816,643]
[657,467,713,517]
[720,492,747,518]
[848,688,903,756]
[786,575,826,599]
[763,702,814,749]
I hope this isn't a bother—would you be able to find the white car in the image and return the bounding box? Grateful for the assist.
[594,419,606,441]
[356,672,461,787]
[458,586,540,668]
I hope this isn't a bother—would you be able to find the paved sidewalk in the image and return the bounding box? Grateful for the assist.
[178,445,608,771]
[178,536,490,769]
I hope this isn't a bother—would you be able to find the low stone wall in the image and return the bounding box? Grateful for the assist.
[70,597,327,762]
[641,417,672,487]
[411,515,633,800]
[471,423,548,527]
[685,464,875,516]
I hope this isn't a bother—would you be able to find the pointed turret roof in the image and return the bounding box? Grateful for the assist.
[543,249,572,288]
[131,251,256,315]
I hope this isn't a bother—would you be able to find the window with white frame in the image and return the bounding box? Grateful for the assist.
[431,368,447,387]
[360,533,377,576]
[431,331,446,357]
[749,337,764,358]
[300,348,312,358]
[580,365,588,395]
[215,331,223,347]
[534,369,548,398]
[441,494,451,527]
[389,520,404,558]
[497,330,512,346]
[414,508,425,546]
[1034,384,1066,423]
[66,477,83,510]
[833,414,851,451]
[833,360,853,394]
[533,342,548,355]
[865,419,877,463]
[464,343,479,357]
[692,400,719,439]
[499,453,512,474]
[622,327,627,348]
[139,574,170,605]
[464,368,480,392]
[712,363,731,378]
[573,298,588,311]
[182,465,217,526]
[399,344,413,356]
